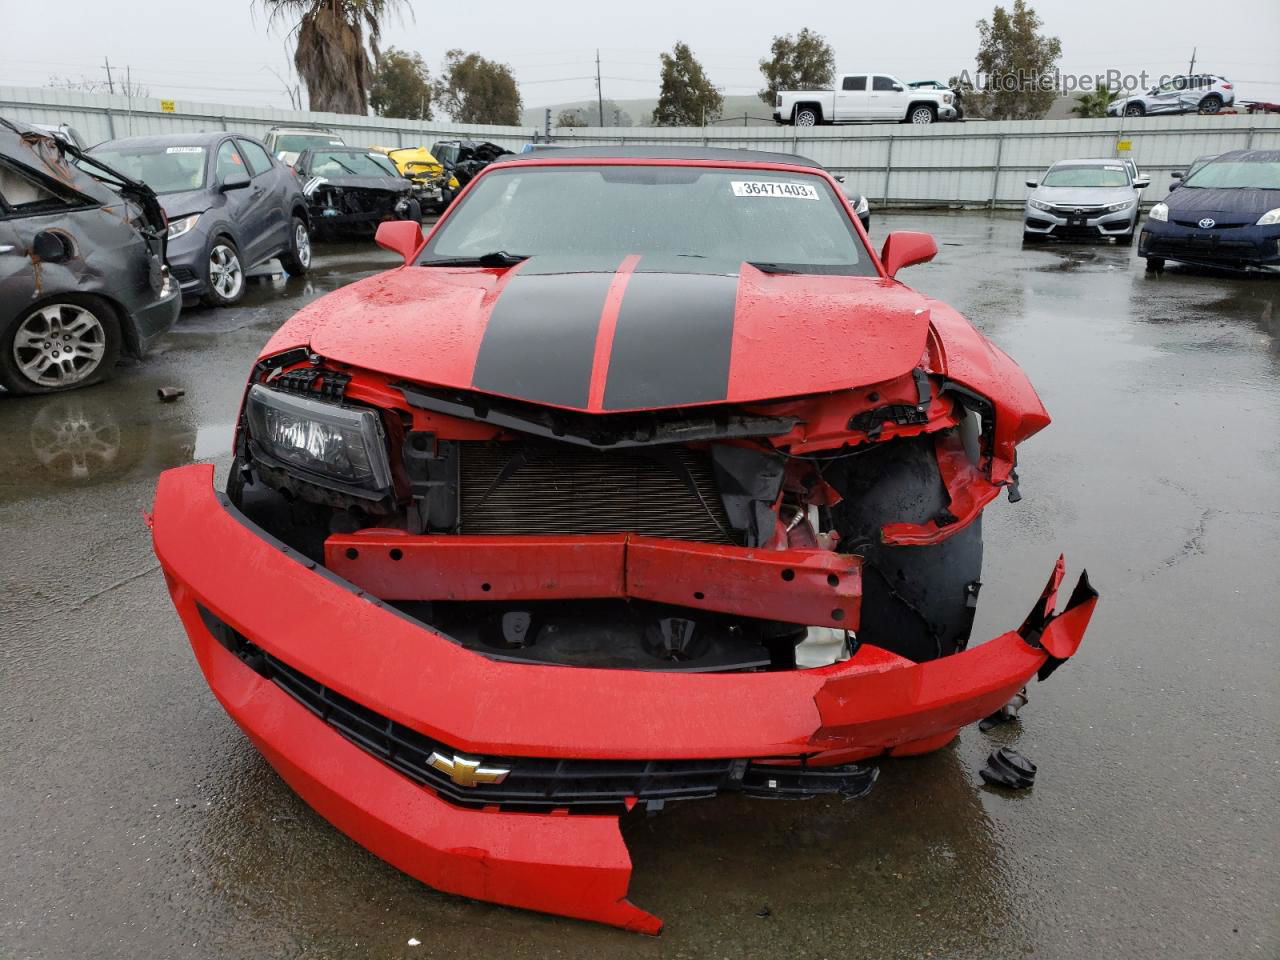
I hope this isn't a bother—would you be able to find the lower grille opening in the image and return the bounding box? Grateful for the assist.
[458,441,736,543]
[195,603,876,811]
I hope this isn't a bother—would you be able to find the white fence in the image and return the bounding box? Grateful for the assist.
[4,84,1278,209]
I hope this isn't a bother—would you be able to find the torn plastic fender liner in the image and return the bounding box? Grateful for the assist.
[181,594,661,933]
[880,430,1002,546]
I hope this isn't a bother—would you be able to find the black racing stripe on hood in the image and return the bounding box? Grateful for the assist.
[470,258,619,409]
[602,266,739,411]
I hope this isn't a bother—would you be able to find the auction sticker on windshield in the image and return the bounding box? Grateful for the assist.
[732,180,820,199]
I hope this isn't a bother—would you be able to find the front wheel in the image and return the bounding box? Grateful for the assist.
[794,107,819,127]
[201,238,245,307]
[1145,256,1165,272]
[0,295,121,394]
[400,199,422,223]
[1022,231,1045,245]
[909,105,936,124]
[278,216,311,276]
[1125,103,1145,117]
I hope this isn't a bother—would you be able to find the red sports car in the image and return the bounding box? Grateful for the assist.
[151,147,1096,932]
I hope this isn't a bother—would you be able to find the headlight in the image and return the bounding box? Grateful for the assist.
[1028,198,1052,211]
[855,195,869,215]
[1257,208,1280,226]
[943,94,953,104]
[167,213,201,240]
[244,384,393,499]
[1148,202,1169,222]
[1106,199,1136,212]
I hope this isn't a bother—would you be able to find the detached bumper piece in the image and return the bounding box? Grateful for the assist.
[152,465,1097,933]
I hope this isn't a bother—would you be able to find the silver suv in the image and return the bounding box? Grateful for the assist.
[1107,74,1234,117]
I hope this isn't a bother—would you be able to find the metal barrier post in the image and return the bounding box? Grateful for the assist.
[882,135,894,205]
[989,135,1004,209]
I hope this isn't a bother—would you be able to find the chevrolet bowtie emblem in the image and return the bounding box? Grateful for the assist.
[426,751,511,787]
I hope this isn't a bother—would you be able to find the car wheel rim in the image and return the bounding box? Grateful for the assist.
[209,244,243,300]
[295,223,311,268]
[912,108,932,124]
[30,399,121,479]
[797,112,815,126]
[12,303,107,388]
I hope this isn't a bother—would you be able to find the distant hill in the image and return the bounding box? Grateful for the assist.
[521,94,778,130]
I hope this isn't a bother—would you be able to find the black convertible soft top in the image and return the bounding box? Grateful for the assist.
[497,145,823,168]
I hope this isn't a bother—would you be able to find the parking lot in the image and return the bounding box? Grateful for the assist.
[1,211,1276,959]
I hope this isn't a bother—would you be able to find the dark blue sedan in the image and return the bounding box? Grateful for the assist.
[1140,149,1280,271]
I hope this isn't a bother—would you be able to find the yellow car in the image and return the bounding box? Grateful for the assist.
[370,146,457,211]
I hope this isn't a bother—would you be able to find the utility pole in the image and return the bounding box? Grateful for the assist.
[1188,47,1197,76]
[545,107,552,139]
[103,56,115,94]
[595,49,604,127]
[125,65,133,135]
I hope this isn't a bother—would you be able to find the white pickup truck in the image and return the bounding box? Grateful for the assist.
[774,74,957,126]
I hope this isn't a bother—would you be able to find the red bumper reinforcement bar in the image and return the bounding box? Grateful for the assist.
[324,532,863,629]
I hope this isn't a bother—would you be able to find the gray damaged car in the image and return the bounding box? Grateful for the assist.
[1022,158,1149,245]
[0,118,180,394]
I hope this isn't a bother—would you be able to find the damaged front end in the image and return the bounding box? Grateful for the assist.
[152,326,1096,931]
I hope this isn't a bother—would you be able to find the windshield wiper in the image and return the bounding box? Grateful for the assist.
[747,261,802,275]
[419,250,529,268]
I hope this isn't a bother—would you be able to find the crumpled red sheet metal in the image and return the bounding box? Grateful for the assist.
[152,464,1097,933]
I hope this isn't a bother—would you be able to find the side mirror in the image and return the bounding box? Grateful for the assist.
[221,173,251,192]
[880,231,937,278]
[1134,177,1150,189]
[1170,171,1185,179]
[892,84,903,92]
[375,220,423,265]
[1025,179,1038,188]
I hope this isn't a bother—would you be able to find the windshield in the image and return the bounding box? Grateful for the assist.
[275,134,344,154]
[1183,160,1280,190]
[307,150,399,177]
[89,144,207,194]
[1041,164,1130,188]
[420,165,874,275]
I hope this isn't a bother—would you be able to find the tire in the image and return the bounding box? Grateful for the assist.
[278,215,312,276]
[909,105,936,125]
[825,437,983,662]
[201,237,246,307]
[1198,95,1223,114]
[1145,256,1165,273]
[794,107,819,127]
[401,199,422,223]
[1124,103,1145,117]
[0,294,121,395]
[1117,218,1137,246]
[1022,231,1045,244]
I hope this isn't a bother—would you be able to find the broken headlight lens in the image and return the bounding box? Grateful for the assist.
[244,385,393,499]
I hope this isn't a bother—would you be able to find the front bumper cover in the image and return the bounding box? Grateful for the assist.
[152,464,1097,932]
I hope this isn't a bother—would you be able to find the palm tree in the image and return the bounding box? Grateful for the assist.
[1072,88,1115,119]
[260,0,405,115]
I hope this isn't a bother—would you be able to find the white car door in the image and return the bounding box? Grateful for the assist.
[834,75,870,121]
[870,75,907,120]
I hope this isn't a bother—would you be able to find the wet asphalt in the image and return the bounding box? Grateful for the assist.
[1,214,1276,959]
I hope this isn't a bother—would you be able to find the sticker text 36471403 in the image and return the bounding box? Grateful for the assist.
[731,181,820,200]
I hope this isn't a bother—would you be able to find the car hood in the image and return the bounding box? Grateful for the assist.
[1163,185,1280,217]
[157,189,210,219]
[1031,186,1134,205]
[265,256,931,412]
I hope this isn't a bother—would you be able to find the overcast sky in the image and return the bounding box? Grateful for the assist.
[4,0,1278,112]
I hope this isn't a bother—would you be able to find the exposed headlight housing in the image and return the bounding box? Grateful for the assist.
[943,93,953,104]
[244,385,393,499]
[1028,198,1053,211]
[1106,199,1136,212]
[167,213,201,240]
[1148,202,1169,222]
[1257,207,1280,226]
